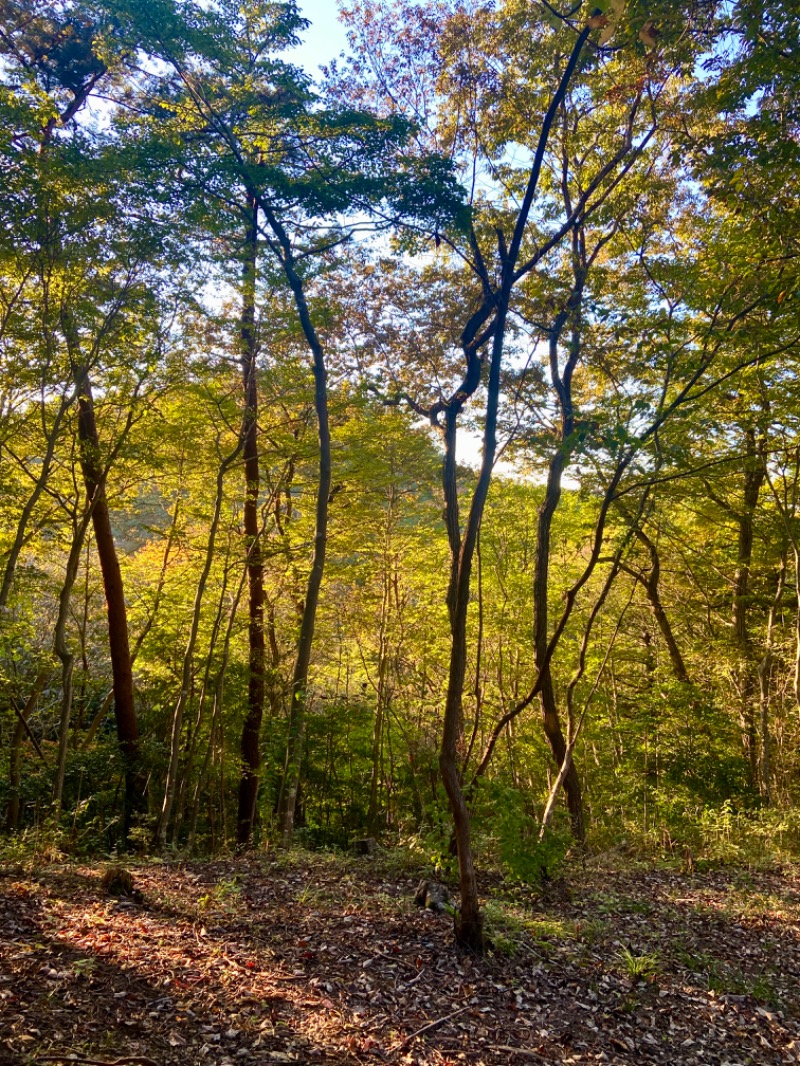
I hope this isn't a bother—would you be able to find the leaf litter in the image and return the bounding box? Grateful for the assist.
[1,854,799,1065]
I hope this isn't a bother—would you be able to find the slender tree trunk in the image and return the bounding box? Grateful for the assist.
[173,533,234,846]
[622,527,690,683]
[533,309,585,841]
[81,486,181,751]
[541,564,628,837]
[273,253,332,848]
[636,528,690,682]
[0,389,73,608]
[439,297,508,950]
[52,500,96,815]
[758,555,785,804]
[60,306,144,837]
[188,564,246,853]
[157,439,241,846]
[437,26,592,942]
[732,429,765,785]
[237,201,267,847]
[6,668,48,831]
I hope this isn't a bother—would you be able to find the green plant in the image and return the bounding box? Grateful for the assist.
[483,899,580,955]
[617,946,660,981]
[197,876,242,913]
[71,957,97,978]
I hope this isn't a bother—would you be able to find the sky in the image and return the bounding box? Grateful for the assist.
[286,3,525,478]
[292,1,351,79]
[288,2,525,477]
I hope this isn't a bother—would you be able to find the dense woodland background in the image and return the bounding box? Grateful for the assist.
[1,0,799,945]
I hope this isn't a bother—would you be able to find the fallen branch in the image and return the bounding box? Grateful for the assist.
[38,1057,158,1066]
[489,1046,548,1061]
[392,1005,471,1050]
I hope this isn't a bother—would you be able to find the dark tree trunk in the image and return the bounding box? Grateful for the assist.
[272,243,332,848]
[237,197,332,849]
[436,26,593,946]
[53,508,94,815]
[534,441,585,841]
[631,527,690,683]
[532,291,586,842]
[72,361,143,836]
[6,669,48,831]
[0,389,72,609]
[277,315,331,846]
[732,429,765,784]
[236,201,268,848]
[158,439,240,847]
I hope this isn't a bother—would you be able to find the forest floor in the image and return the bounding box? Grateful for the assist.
[1,850,799,1066]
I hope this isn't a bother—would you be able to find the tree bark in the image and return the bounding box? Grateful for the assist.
[0,388,73,608]
[236,200,268,847]
[80,485,181,751]
[757,555,785,804]
[626,526,690,683]
[157,436,241,847]
[64,323,143,837]
[438,288,510,950]
[732,428,765,785]
[434,26,594,947]
[532,274,587,842]
[267,241,332,849]
[6,668,48,831]
[53,507,94,815]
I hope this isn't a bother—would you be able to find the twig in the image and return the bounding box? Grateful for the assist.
[399,967,426,989]
[38,1057,158,1066]
[489,1047,547,1061]
[392,1005,470,1050]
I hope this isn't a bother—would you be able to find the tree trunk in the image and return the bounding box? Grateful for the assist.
[439,299,508,951]
[172,533,235,847]
[236,201,268,847]
[53,509,93,815]
[732,429,765,784]
[757,555,785,804]
[71,361,143,836]
[80,485,181,751]
[6,668,48,831]
[437,26,592,942]
[157,438,241,846]
[0,389,73,609]
[533,309,586,842]
[188,563,246,853]
[273,252,332,849]
[368,502,395,835]
[632,527,690,683]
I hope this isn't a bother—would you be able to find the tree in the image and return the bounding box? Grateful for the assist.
[110,0,462,847]
[340,0,722,947]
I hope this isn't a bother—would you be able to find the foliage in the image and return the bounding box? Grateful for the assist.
[0,0,799,911]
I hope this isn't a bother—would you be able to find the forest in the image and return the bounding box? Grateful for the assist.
[1,2,800,1057]
[2,2,800,1054]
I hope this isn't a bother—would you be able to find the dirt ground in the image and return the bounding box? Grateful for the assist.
[1,852,799,1065]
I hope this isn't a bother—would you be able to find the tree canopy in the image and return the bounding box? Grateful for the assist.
[1,0,800,950]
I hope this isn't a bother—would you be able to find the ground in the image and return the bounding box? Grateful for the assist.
[1,851,799,1065]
